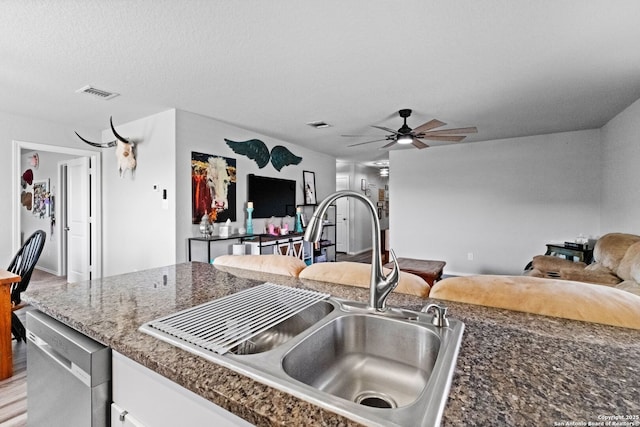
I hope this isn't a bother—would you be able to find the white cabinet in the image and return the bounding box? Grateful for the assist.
[111,352,252,427]
[111,403,145,427]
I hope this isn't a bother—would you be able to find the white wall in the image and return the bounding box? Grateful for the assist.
[2,108,335,275]
[390,129,602,275]
[175,110,336,263]
[600,97,640,233]
[102,110,177,276]
[20,150,77,273]
[0,111,100,267]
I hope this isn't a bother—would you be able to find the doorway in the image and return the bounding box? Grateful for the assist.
[336,175,350,254]
[12,140,103,281]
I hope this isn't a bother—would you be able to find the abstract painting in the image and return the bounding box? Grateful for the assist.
[191,152,237,224]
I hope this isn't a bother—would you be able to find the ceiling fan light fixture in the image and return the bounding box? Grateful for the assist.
[380,167,389,177]
[397,134,413,144]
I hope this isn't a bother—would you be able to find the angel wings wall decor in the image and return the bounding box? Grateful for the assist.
[225,138,302,171]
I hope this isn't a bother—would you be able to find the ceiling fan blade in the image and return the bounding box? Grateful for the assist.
[412,138,429,149]
[421,135,466,142]
[347,138,389,147]
[412,119,446,134]
[372,125,400,135]
[381,140,397,149]
[421,126,478,136]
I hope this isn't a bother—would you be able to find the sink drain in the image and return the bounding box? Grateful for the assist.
[355,392,397,409]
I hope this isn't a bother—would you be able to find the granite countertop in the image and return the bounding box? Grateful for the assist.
[24,262,640,426]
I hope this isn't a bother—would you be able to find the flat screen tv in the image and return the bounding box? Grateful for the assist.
[247,174,297,218]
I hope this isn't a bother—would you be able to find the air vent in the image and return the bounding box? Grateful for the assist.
[75,85,119,100]
[306,121,331,129]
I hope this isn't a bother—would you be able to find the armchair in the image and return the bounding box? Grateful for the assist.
[527,233,640,295]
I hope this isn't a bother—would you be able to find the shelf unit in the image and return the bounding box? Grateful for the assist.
[298,204,336,263]
[240,233,306,259]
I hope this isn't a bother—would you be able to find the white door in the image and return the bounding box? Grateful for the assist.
[66,157,91,283]
[336,175,349,253]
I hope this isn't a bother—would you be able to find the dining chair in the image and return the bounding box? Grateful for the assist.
[9,230,46,342]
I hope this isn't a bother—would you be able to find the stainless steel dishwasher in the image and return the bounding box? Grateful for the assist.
[26,310,111,427]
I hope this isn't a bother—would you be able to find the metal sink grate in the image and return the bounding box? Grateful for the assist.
[140,283,329,355]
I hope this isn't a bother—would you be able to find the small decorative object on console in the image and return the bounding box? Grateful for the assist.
[295,207,303,233]
[219,219,231,238]
[199,213,211,237]
[246,202,254,235]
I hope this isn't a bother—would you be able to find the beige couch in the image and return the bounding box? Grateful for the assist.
[430,233,640,330]
[212,254,432,298]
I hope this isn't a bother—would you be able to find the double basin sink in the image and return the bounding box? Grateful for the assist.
[141,293,464,427]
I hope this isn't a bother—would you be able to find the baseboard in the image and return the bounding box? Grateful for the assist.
[35,266,58,276]
[440,270,474,278]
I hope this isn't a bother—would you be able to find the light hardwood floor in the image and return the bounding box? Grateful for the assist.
[0,309,29,427]
[0,270,67,427]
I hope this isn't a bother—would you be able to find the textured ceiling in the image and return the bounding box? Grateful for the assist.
[2,1,640,164]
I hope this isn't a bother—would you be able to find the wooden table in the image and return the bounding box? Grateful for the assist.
[383,257,446,286]
[0,269,21,380]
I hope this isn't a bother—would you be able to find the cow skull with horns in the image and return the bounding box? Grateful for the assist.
[75,117,136,177]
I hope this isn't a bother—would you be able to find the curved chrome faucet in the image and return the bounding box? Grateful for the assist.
[304,190,400,311]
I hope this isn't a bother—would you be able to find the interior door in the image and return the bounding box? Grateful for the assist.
[335,175,349,253]
[66,157,90,283]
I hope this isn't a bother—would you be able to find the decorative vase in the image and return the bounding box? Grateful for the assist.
[199,213,211,237]
[246,207,254,235]
[295,212,303,233]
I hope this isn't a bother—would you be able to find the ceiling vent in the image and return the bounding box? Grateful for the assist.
[75,85,119,100]
[306,121,331,129]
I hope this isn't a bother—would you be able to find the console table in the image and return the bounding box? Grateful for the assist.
[187,234,257,262]
[383,258,446,286]
[545,243,593,264]
[187,233,308,263]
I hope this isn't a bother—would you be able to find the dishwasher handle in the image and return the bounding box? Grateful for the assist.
[28,331,92,387]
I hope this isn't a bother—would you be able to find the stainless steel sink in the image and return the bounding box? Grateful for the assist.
[230,301,334,355]
[281,313,440,408]
[141,296,464,427]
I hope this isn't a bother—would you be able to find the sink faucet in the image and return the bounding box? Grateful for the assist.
[304,190,400,311]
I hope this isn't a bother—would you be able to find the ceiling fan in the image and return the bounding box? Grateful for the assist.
[344,109,477,150]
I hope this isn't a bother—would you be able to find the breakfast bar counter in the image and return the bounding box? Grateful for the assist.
[23,262,640,426]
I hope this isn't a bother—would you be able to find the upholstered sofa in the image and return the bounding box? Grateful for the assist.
[212,236,640,330]
[212,254,432,298]
[430,232,640,330]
